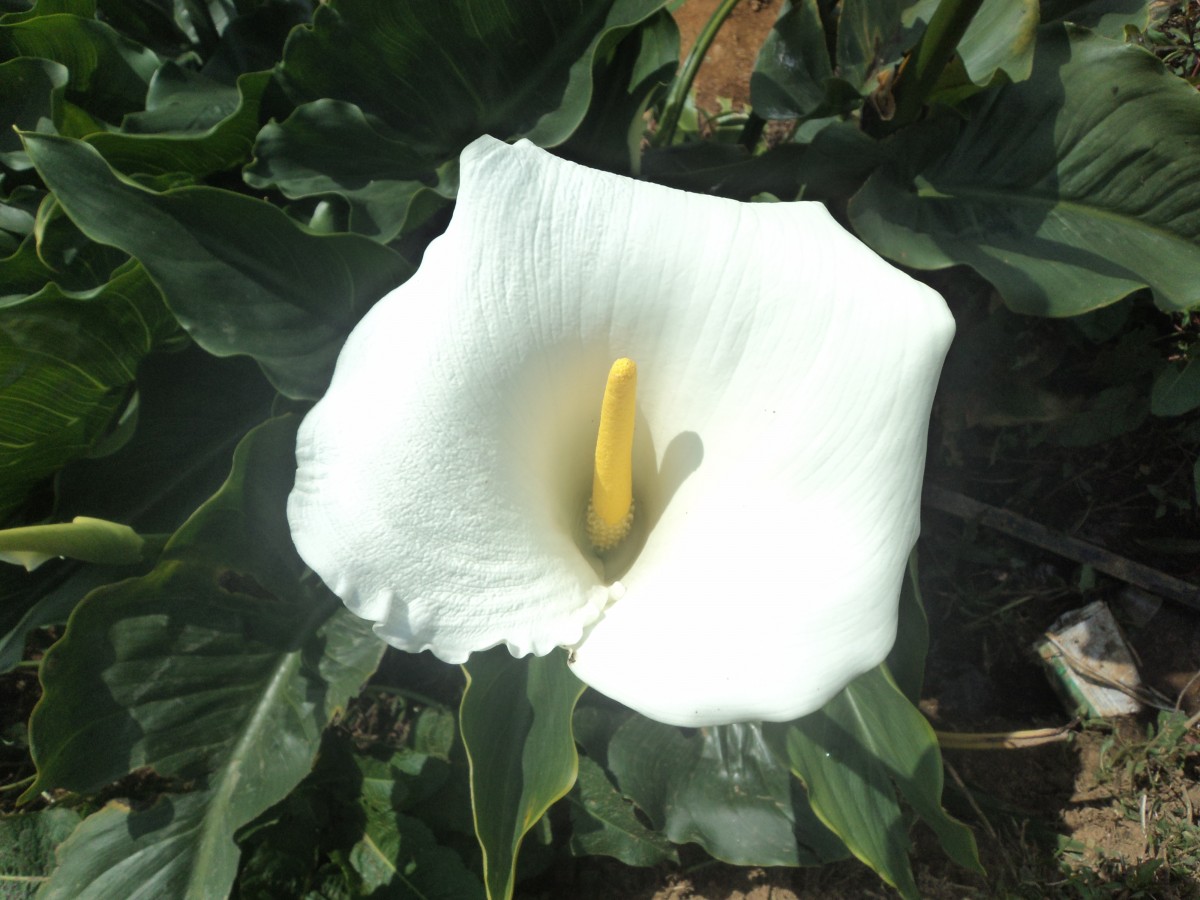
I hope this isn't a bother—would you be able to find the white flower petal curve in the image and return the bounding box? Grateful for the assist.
[288,135,954,724]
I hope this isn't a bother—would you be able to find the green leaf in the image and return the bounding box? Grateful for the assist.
[1151,359,1200,417]
[0,807,81,899]
[351,749,485,899]
[0,516,144,571]
[41,792,232,899]
[849,24,1200,316]
[459,648,585,900]
[0,260,178,520]
[0,57,68,170]
[902,0,1038,89]
[556,9,679,175]
[885,553,929,705]
[245,99,455,242]
[775,666,981,900]
[23,132,413,398]
[836,0,909,95]
[54,347,277,533]
[0,12,159,125]
[1041,0,1165,39]
[751,0,838,120]
[567,754,678,867]
[84,70,270,180]
[28,417,387,898]
[278,0,670,163]
[607,717,847,867]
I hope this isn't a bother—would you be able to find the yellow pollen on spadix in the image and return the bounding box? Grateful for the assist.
[587,358,637,551]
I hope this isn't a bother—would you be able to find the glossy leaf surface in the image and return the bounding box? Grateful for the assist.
[851,25,1200,315]
[24,133,413,397]
[776,666,981,900]
[460,649,585,900]
[29,417,386,898]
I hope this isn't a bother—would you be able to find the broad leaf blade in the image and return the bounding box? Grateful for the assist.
[1041,0,1165,38]
[277,0,669,162]
[607,717,847,867]
[28,417,386,898]
[23,132,413,398]
[0,260,179,520]
[777,666,981,900]
[86,70,270,180]
[460,648,585,900]
[850,24,1200,315]
[244,99,455,242]
[0,11,159,125]
[567,754,678,867]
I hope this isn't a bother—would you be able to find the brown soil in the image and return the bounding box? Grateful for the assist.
[672,0,778,114]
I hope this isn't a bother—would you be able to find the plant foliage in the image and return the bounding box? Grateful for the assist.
[1,0,1195,897]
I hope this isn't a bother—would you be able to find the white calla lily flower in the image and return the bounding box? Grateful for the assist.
[287,135,954,727]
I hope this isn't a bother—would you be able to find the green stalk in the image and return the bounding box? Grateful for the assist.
[887,0,986,129]
[653,0,744,148]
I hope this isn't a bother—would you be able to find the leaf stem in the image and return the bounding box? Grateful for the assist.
[887,0,986,129]
[654,0,744,147]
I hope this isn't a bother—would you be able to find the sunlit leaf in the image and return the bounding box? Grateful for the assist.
[351,748,485,899]
[774,666,981,900]
[23,132,413,398]
[28,417,386,898]
[460,648,585,900]
[850,24,1200,315]
[567,754,678,867]
[0,807,81,899]
[1041,0,1165,38]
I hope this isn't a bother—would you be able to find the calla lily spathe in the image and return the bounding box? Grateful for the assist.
[287,136,954,727]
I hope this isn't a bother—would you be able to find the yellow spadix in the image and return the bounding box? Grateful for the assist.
[587,358,637,550]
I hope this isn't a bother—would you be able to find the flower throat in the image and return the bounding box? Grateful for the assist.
[586,358,636,551]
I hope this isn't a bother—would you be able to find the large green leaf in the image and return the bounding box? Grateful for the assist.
[850,24,1200,315]
[85,70,270,180]
[567,754,678,867]
[753,0,1032,121]
[774,666,981,900]
[277,0,669,163]
[1041,0,1165,39]
[23,132,413,397]
[0,348,274,672]
[751,0,838,121]
[0,57,67,170]
[607,717,847,867]
[1151,360,1200,417]
[556,9,679,175]
[244,99,455,242]
[0,260,179,521]
[903,0,1038,88]
[28,417,386,898]
[0,11,159,125]
[459,648,585,900]
[350,748,485,899]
